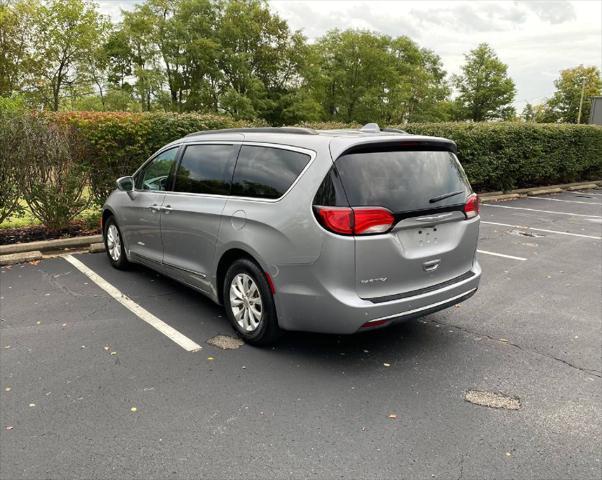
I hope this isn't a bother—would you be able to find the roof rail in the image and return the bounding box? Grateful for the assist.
[185,127,317,137]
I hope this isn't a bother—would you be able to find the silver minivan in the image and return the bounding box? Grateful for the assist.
[102,124,481,345]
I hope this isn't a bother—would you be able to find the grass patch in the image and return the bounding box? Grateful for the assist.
[0,200,101,231]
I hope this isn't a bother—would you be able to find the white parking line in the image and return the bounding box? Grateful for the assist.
[64,255,202,352]
[477,249,527,261]
[481,221,602,240]
[526,196,602,206]
[482,204,602,218]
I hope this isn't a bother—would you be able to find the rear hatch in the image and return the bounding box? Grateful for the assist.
[316,141,479,300]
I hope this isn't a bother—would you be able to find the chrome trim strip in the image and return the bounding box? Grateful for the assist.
[130,141,317,204]
[368,288,477,323]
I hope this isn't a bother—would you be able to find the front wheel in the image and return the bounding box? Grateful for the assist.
[104,217,129,269]
[223,259,282,346]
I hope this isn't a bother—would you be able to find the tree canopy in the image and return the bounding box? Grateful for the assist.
[1,0,598,125]
[452,43,516,121]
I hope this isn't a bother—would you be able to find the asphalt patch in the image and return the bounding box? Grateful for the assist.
[207,334,245,350]
[464,390,521,410]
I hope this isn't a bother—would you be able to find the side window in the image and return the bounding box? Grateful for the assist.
[173,144,238,195]
[135,147,178,191]
[231,146,311,199]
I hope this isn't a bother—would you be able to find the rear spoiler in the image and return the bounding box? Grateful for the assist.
[330,137,458,159]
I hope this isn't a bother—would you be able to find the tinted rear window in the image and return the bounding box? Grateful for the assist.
[231,146,310,199]
[174,144,238,195]
[335,149,471,213]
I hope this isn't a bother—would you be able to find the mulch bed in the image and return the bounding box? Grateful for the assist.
[0,221,101,246]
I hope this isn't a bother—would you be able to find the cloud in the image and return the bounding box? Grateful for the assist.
[523,0,577,24]
[410,3,528,33]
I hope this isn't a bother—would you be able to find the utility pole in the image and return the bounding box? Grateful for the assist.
[577,78,586,124]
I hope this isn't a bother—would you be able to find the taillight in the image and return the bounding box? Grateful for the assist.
[316,207,354,234]
[464,193,479,219]
[315,206,394,235]
[353,207,395,234]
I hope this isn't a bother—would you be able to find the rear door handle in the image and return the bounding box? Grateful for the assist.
[162,205,172,214]
[149,204,162,213]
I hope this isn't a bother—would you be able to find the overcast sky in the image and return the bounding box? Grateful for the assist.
[97,0,602,110]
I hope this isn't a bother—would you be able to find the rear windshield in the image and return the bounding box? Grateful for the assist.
[335,149,471,213]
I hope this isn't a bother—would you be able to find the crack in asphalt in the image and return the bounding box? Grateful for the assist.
[427,318,602,379]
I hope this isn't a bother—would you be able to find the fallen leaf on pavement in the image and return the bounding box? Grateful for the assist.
[130,407,137,412]
[5,426,13,430]
[388,414,397,419]
[383,363,391,367]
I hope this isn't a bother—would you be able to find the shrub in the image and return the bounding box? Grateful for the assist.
[14,116,91,230]
[400,122,602,192]
[0,114,25,223]
[54,112,265,205]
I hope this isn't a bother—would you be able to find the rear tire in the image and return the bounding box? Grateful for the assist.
[223,258,282,346]
[103,216,129,270]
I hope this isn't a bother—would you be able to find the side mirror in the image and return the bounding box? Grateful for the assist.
[116,176,134,192]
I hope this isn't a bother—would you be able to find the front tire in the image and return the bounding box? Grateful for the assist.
[223,259,281,345]
[103,217,129,269]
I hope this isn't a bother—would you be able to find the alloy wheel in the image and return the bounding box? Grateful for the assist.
[229,273,263,332]
[106,224,121,262]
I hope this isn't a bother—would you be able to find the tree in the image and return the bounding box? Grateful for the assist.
[27,0,107,110]
[452,43,516,121]
[0,1,33,96]
[546,65,602,123]
[309,29,451,125]
[217,0,308,122]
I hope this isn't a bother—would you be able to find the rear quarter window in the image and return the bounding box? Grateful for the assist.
[231,146,310,199]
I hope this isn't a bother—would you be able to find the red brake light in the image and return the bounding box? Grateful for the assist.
[316,207,354,234]
[353,207,395,234]
[315,207,394,235]
[464,194,479,219]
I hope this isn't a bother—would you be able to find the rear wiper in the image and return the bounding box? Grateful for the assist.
[429,190,464,204]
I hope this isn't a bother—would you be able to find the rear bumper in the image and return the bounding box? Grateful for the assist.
[273,261,481,334]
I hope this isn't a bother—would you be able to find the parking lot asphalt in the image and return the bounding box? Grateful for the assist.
[1,190,601,479]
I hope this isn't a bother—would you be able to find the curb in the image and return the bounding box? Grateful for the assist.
[0,251,43,266]
[479,180,601,203]
[526,188,563,196]
[0,235,102,256]
[566,183,599,191]
[89,243,105,253]
[479,179,602,198]
[479,193,523,203]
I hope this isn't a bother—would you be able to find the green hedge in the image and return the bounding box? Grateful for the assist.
[55,113,601,197]
[4,113,602,229]
[399,122,602,192]
[54,112,265,204]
